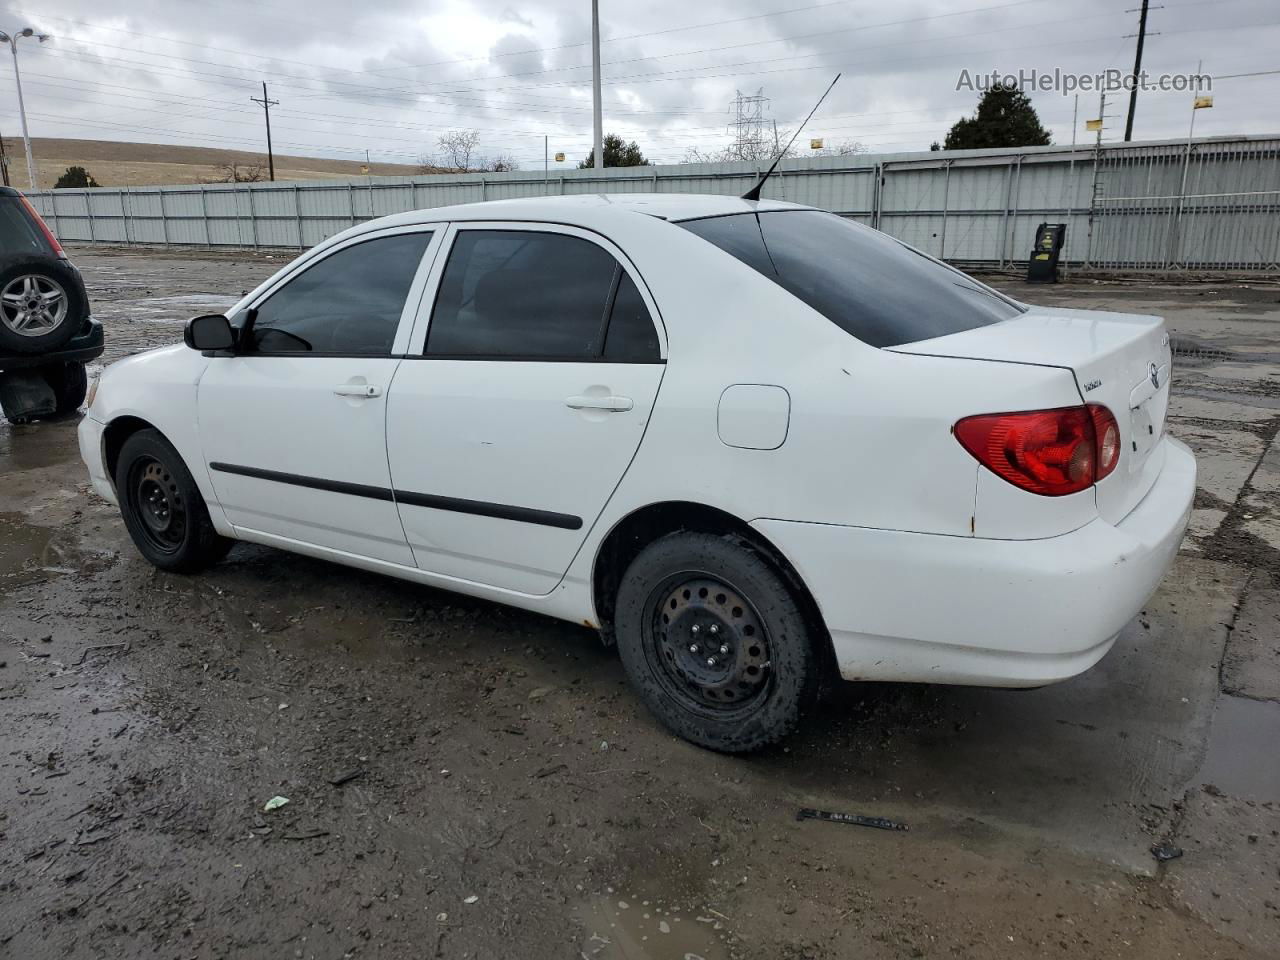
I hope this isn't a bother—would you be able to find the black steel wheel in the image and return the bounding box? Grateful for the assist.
[647,574,773,716]
[615,531,819,753]
[114,428,233,572]
[127,456,188,555]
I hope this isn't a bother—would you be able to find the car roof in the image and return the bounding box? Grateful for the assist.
[359,193,813,233]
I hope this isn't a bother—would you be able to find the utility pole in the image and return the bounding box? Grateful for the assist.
[250,82,279,181]
[1085,90,1108,267]
[591,0,603,170]
[1123,1,1159,141]
[0,128,9,187]
[1,29,49,190]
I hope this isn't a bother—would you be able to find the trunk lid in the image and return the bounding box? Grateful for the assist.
[891,307,1172,524]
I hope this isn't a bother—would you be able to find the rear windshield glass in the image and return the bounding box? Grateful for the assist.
[0,197,51,255]
[678,210,1023,348]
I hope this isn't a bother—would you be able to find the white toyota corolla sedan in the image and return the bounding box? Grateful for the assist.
[79,194,1195,752]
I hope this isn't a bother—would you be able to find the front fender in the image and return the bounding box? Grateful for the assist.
[89,344,232,534]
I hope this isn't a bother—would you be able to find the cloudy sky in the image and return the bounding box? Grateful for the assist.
[0,0,1276,167]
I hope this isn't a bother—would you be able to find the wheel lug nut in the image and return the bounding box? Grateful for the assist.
[691,624,700,635]
[709,624,720,635]
[719,644,730,655]
[706,657,717,667]
[689,643,700,653]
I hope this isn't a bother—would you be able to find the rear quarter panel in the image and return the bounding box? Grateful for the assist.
[560,218,1085,598]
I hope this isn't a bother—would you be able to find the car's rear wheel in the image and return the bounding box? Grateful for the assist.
[614,532,819,753]
[0,263,84,354]
[115,428,232,573]
[41,361,88,415]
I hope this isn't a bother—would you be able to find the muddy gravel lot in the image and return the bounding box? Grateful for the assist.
[2,247,1280,960]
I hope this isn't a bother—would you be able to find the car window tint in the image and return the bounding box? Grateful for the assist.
[0,198,51,255]
[603,272,660,362]
[426,230,618,358]
[679,211,1023,348]
[249,232,431,355]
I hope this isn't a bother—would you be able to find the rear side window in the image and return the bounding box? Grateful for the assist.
[0,198,52,255]
[249,232,431,355]
[426,230,619,359]
[604,272,660,362]
[679,211,1023,348]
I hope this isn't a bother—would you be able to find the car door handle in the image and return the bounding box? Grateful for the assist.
[565,395,633,412]
[334,384,382,398]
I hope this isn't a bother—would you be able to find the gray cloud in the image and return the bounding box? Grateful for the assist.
[0,0,1274,168]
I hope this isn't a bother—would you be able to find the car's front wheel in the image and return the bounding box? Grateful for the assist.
[114,428,232,573]
[614,531,819,753]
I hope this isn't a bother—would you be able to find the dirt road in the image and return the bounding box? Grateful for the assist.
[2,249,1278,959]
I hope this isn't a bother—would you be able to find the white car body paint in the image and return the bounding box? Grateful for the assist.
[80,194,1194,688]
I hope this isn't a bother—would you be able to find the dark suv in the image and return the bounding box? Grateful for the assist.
[0,186,103,423]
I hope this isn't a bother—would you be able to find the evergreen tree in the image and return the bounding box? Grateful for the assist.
[943,86,1051,150]
[579,134,650,169]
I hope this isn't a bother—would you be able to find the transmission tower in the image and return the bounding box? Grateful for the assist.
[728,89,770,161]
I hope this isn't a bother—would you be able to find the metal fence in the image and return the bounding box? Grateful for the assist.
[25,134,1280,273]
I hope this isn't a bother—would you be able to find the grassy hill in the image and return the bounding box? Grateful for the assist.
[0,138,426,189]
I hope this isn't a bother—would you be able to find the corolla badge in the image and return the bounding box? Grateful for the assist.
[1150,362,1160,389]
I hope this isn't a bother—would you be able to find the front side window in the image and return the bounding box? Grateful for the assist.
[425,230,620,359]
[679,211,1024,348]
[248,232,432,355]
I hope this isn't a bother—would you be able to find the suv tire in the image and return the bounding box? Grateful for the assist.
[0,260,86,354]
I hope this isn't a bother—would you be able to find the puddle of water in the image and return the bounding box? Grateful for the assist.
[577,892,729,960]
[0,511,56,579]
[130,293,239,305]
[0,511,116,585]
[1198,694,1280,801]
[0,418,81,470]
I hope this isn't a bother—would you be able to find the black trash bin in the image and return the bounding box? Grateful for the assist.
[1026,222,1066,283]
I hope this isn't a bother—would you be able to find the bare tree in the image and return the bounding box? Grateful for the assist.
[206,161,268,183]
[437,129,481,172]
[478,153,519,172]
[682,134,865,165]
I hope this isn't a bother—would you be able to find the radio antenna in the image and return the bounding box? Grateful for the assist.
[742,73,841,201]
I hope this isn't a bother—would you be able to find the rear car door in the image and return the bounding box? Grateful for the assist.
[197,227,440,563]
[385,222,666,595]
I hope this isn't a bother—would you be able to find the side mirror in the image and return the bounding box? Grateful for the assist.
[184,313,235,353]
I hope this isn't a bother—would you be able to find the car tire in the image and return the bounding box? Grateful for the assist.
[114,428,233,573]
[41,361,88,416]
[614,531,819,753]
[0,260,86,354]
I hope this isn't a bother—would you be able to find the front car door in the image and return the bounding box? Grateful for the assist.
[385,222,667,595]
[197,226,441,564]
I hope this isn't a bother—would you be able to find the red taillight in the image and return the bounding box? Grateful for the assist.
[954,404,1120,496]
[18,195,65,258]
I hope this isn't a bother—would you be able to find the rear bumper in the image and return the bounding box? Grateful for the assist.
[754,436,1196,687]
[0,319,104,372]
[77,412,117,505]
